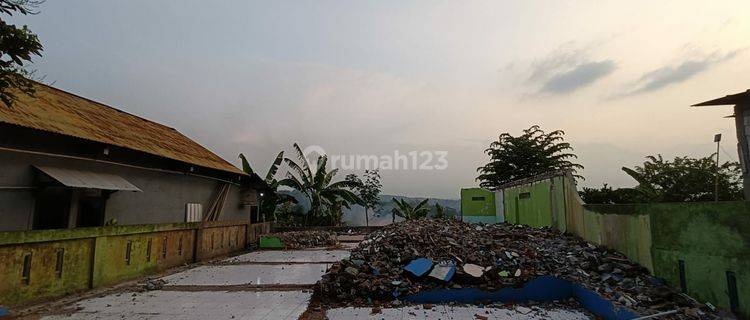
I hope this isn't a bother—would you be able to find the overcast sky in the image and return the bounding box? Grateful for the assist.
[11,1,750,198]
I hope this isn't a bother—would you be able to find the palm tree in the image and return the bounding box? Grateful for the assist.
[279,143,361,225]
[239,151,296,222]
[391,198,430,222]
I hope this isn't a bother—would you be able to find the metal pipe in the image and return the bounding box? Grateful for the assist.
[631,309,679,320]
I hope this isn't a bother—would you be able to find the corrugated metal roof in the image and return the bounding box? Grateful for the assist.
[0,82,244,175]
[693,89,750,106]
[35,165,142,191]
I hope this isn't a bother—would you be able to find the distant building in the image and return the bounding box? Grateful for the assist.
[460,187,502,224]
[0,82,265,231]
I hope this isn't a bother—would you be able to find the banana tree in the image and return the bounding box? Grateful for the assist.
[391,198,430,222]
[278,143,361,225]
[239,151,296,222]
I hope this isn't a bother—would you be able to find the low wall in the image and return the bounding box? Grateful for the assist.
[647,202,749,317]
[504,172,748,317]
[0,221,271,306]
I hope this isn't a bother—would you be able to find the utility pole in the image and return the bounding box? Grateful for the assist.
[714,134,721,202]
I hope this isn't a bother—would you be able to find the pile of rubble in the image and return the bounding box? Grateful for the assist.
[271,230,339,249]
[318,219,722,319]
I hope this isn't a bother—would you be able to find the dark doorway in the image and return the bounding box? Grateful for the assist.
[33,188,72,230]
[249,205,259,223]
[77,196,107,227]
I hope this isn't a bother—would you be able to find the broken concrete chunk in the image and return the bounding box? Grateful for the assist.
[428,261,456,281]
[463,264,485,278]
[515,306,532,314]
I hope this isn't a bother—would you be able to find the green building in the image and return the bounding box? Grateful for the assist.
[459,188,501,224]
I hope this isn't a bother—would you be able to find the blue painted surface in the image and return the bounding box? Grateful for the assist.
[403,276,639,320]
[0,307,8,317]
[404,258,433,277]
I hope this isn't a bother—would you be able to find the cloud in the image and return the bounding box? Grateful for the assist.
[526,43,616,95]
[622,49,743,96]
[540,60,617,94]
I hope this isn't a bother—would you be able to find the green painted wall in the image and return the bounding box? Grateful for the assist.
[0,221,267,307]
[648,202,749,317]
[503,176,566,230]
[501,172,747,317]
[0,238,94,306]
[460,188,496,223]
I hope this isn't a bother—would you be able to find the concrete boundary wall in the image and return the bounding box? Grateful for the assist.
[0,220,271,306]
[503,172,748,318]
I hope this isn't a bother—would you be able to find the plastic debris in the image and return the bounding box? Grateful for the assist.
[404,258,433,277]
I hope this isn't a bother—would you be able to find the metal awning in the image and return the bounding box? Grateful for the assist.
[34,166,142,192]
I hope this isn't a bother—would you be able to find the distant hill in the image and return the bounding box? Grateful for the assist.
[279,190,460,226]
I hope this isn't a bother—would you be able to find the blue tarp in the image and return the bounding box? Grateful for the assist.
[403,276,639,320]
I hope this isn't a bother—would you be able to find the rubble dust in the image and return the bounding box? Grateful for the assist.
[270,230,339,249]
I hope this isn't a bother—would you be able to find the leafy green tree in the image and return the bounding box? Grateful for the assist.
[621,154,742,202]
[578,184,644,204]
[477,125,583,189]
[279,143,361,225]
[391,198,430,222]
[0,0,43,107]
[275,201,305,226]
[239,151,296,222]
[345,169,382,228]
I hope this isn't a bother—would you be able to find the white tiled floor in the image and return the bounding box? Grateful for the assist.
[327,305,591,320]
[225,250,350,263]
[43,290,311,320]
[161,264,329,286]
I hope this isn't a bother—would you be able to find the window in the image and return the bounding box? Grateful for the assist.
[185,203,203,222]
[55,249,64,278]
[125,241,132,265]
[471,196,485,201]
[21,252,32,285]
[162,236,168,258]
[178,236,183,256]
[519,192,531,199]
[146,239,152,262]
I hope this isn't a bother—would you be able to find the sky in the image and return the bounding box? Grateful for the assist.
[9,0,750,199]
